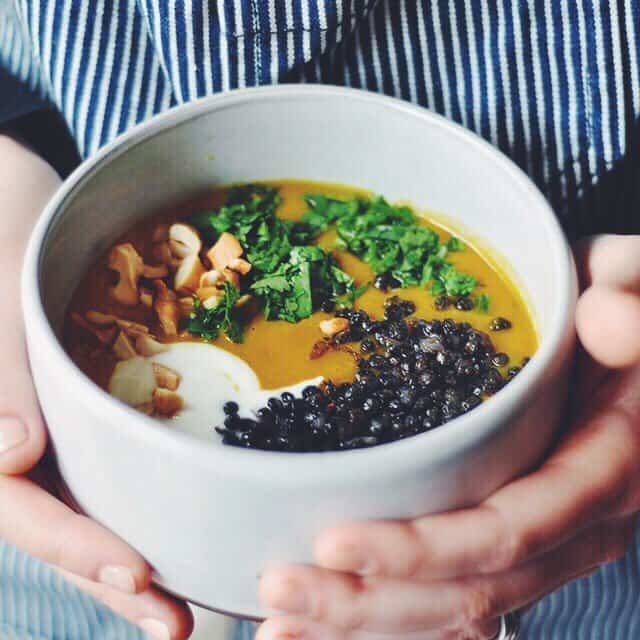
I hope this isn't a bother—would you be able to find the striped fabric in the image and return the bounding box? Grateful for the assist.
[3,1,640,639]
[2,0,640,236]
[0,540,144,640]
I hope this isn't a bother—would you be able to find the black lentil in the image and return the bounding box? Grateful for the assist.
[489,317,512,331]
[215,297,525,452]
[455,296,475,311]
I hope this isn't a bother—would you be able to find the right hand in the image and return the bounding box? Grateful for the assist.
[0,134,193,639]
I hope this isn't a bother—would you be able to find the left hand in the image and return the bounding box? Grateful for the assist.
[257,235,640,640]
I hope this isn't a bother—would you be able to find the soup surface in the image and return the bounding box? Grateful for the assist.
[64,181,537,451]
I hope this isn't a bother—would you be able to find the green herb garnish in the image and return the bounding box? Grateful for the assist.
[186,282,244,343]
[446,236,465,252]
[475,293,491,313]
[252,246,355,322]
[303,194,478,296]
[335,282,371,310]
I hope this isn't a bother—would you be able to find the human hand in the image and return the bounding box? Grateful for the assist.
[0,135,193,639]
[257,234,640,640]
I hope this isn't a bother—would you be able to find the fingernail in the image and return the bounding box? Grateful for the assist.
[139,618,170,640]
[326,542,375,576]
[98,565,136,594]
[267,577,309,614]
[0,417,27,454]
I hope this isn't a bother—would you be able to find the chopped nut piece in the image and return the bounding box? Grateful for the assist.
[153,242,181,269]
[114,319,149,338]
[199,269,225,288]
[178,297,195,318]
[136,402,154,416]
[139,288,154,308]
[228,258,252,275]
[152,224,169,243]
[168,223,202,258]
[319,317,350,338]
[113,332,137,360]
[154,280,180,337]
[203,295,222,310]
[174,253,206,294]
[235,294,253,308]
[196,286,222,301]
[222,268,240,287]
[141,264,169,279]
[153,388,184,416]
[152,363,181,391]
[109,357,156,408]
[71,312,117,345]
[207,232,243,271]
[85,310,116,326]
[135,334,169,356]
[108,243,144,306]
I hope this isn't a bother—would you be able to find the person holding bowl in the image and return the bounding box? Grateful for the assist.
[1,2,640,639]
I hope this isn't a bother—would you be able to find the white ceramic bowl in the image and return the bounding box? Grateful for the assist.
[22,86,577,618]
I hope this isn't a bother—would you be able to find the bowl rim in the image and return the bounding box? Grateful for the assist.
[22,84,578,483]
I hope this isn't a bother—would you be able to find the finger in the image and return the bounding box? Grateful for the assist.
[0,136,60,475]
[576,285,640,368]
[0,475,150,593]
[315,407,638,580]
[57,569,194,640]
[257,616,499,640]
[261,518,632,634]
[576,235,640,292]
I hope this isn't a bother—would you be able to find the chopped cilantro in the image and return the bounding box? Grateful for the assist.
[304,194,478,297]
[186,282,244,343]
[188,185,481,340]
[335,282,370,310]
[475,293,491,313]
[447,236,465,252]
[252,246,354,322]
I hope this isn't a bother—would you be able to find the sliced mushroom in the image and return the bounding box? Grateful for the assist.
[108,243,144,306]
[71,312,117,345]
[207,232,243,271]
[152,363,181,391]
[199,269,225,288]
[135,334,169,357]
[113,331,137,360]
[139,288,154,308]
[169,224,202,259]
[154,280,181,337]
[174,253,205,294]
[153,388,184,416]
[108,357,157,408]
[319,317,350,338]
[229,258,252,275]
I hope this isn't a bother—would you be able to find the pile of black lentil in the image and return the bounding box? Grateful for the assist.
[216,297,528,452]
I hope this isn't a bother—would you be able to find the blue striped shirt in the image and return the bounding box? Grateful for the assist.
[2,2,640,638]
[2,0,640,236]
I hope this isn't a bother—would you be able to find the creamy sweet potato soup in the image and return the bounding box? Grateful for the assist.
[64,181,537,452]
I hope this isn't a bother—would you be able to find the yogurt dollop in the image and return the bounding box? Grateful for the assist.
[150,342,322,439]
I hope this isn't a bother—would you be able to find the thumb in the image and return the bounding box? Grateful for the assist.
[575,235,640,369]
[0,135,59,475]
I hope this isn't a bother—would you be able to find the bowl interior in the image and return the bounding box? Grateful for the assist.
[39,87,561,382]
